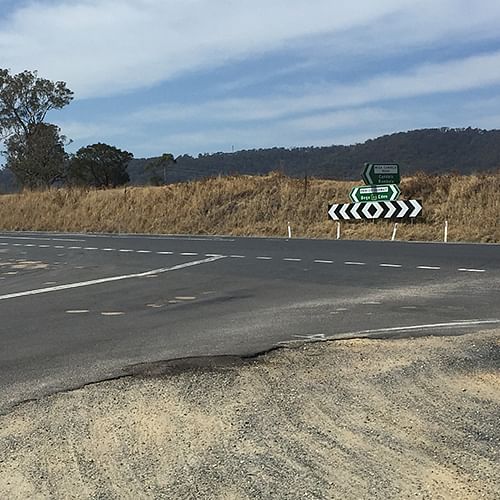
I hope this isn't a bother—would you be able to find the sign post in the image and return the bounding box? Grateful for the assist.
[362,163,400,185]
[349,184,401,203]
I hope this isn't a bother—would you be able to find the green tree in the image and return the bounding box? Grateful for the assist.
[0,69,73,139]
[145,152,176,185]
[5,123,68,188]
[0,68,73,188]
[68,143,132,188]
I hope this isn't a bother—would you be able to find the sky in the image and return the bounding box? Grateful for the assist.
[1,0,500,158]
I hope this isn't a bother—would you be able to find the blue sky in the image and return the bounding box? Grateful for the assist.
[1,0,500,158]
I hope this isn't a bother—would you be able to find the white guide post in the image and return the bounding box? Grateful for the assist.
[391,223,398,241]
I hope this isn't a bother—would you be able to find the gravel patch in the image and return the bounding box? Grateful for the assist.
[0,330,499,499]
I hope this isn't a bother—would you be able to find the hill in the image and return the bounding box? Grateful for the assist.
[128,128,500,185]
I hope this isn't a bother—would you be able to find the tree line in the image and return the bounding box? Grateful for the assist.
[0,68,144,190]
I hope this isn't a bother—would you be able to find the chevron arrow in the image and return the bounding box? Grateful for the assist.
[328,200,422,220]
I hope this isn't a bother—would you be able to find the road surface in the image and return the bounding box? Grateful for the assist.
[1,231,499,412]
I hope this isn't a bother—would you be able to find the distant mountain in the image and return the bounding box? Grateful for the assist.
[1,128,499,193]
[128,128,500,185]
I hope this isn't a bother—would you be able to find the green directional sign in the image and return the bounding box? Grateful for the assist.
[363,163,400,185]
[349,184,401,203]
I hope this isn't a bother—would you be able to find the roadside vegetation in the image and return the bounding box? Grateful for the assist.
[0,171,498,243]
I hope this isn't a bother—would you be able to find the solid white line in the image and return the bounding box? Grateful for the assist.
[314,260,333,264]
[0,256,225,302]
[343,319,500,336]
[0,236,85,242]
[417,266,440,270]
[345,261,366,266]
[458,268,486,273]
[284,258,302,262]
[380,264,402,268]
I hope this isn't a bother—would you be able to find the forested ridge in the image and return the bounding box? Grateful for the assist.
[128,128,500,184]
[2,127,499,192]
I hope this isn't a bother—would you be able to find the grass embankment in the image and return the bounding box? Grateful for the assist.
[0,172,498,242]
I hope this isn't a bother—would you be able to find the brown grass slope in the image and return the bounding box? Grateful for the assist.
[0,172,498,242]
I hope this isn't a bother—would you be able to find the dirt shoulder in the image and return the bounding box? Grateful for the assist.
[1,330,499,499]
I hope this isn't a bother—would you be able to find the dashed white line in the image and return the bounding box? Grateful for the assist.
[119,249,134,253]
[38,245,50,248]
[230,255,245,258]
[205,253,224,257]
[345,261,366,266]
[84,247,98,250]
[380,264,402,268]
[417,266,441,270]
[284,258,302,262]
[102,248,115,251]
[157,251,173,255]
[53,245,65,249]
[136,250,152,254]
[458,268,486,273]
[68,246,82,250]
[66,309,89,314]
[181,252,198,256]
[256,256,272,260]
[314,260,333,264]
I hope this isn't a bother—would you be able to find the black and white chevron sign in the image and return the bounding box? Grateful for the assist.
[328,200,422,220]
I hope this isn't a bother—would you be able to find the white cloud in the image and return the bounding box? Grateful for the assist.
[1,0,500,98]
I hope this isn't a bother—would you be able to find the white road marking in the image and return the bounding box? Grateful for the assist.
[230,255,245,258]
[84,247,98,250]
[458,268,486,273]
[0,256,225,301]
[119,249,134,252]
[13,244,22,246]
[256,256,272,260]
[25,244,35,247]
[136,250,152,253]
[38,245,50,248]
[68,246,82,250]
[181,252,198,256]
[338,319,500,336]
[66,309,89,314]
[101,312,125,316]
[284,258,302,262]
[102,248,115,251]
[314,260,333,264]
[53,245,65,249]
[0,236,85,242]
[380,264,402,268]
[175,296,196,300]
[0,243,8,245]
[417,266,440,270]
[157,251,173,255]
[345,261,366,266]
[205,253,224,257]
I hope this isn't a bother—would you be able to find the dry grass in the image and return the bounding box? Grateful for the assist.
[0,172,498,242]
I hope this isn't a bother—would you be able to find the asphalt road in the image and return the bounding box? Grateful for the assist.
[1,231,499,412]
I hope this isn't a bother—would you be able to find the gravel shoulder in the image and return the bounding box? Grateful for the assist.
[1,330,499,499]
